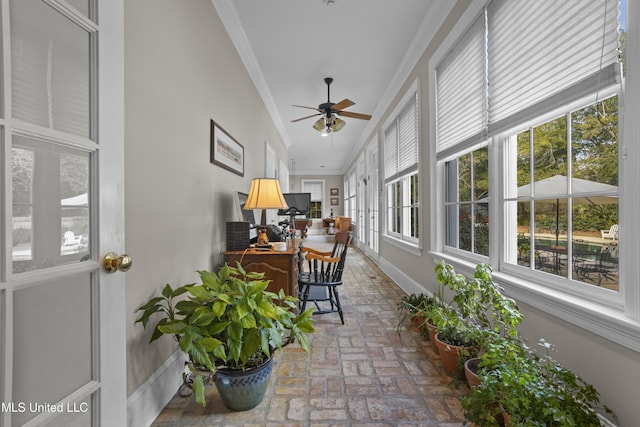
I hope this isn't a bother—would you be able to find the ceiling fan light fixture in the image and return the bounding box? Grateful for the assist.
[331,117,346,132]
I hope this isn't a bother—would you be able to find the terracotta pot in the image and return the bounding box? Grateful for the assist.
[424,321,439,355]
[434,332,472,377]
[464,357,481,387]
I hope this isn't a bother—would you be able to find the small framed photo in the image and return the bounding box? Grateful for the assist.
[330,188,339,196]
[330,197,339,206]
[211,120,244,176]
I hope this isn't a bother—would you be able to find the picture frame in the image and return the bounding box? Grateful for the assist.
[330,197,339,206]
[330,188,339,196]
[211,120,244,176]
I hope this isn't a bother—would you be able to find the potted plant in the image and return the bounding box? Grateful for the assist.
[135,262,316,409]
[396,293,440,349]
[430,261,523,378]
[462,338,617,426]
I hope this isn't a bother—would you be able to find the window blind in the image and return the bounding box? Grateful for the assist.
[383,122,398,180]
[398,94,419,173]
[384,91,419,182]
[303,182,322,201]
[488,0,620,125]
[435,12,487,155]
[11,1,91,139]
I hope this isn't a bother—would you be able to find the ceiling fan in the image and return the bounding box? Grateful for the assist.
[291,77,372,134]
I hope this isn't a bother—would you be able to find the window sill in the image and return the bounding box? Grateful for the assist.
[430,251,640,354]
[383,234,422,256]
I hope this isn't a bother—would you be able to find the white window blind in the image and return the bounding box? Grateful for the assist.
[384,91,419,182]
[11,0,92,139]
[383,122,398,180]
[488,0,620,125]
[435,12,487,156]
[398,95,419,173]
[349,170,356,197]
[303,181,322,201]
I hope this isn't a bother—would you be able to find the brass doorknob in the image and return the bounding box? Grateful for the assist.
[103,252,132,273]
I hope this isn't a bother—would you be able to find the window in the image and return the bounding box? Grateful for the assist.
[384,84,419,245]
[302,180,323,219]
[432,0,633,347]
[445,146,489,257]
[504,97,619,290]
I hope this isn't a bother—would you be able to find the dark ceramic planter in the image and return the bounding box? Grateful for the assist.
[213,356,274,411]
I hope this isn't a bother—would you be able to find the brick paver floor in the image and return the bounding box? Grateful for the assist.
[151,239,467,426]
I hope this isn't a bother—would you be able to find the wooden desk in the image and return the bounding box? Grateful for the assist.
[223,246,299,298]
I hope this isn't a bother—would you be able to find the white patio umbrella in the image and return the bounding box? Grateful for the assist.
[517,175,618,245]
[61,193,88,207]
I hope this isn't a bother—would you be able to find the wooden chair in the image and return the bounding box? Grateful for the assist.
[297,232,352,324]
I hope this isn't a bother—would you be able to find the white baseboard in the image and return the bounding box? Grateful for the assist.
[378,256,429,297]
[127,351,185,427]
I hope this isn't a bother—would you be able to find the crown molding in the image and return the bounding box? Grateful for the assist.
[211,0,291,148]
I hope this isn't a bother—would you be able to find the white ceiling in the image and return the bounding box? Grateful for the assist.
[213,0,453,175]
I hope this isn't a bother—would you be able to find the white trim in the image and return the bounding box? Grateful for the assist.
[127,351,185,427]
[98,0,127,425]
[623,0,640,320]
[210,0,291,148]
[382,234,421,257]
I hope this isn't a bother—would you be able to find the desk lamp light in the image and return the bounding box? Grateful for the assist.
[244,178,288,244]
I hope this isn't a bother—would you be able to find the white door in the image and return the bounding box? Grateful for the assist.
[1,1,126,426]
[366,140,379,259]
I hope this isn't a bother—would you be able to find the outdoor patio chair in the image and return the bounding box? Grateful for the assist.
[297,231,352,324]
[63,231,83,246]
[600,224,618,240]
[574,247,619,285]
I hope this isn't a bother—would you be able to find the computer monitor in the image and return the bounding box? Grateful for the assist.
[278,193,311,216]
[235,192,257,241]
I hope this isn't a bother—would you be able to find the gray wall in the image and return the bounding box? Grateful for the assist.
[290,174,344,218]
[124,0,288,396]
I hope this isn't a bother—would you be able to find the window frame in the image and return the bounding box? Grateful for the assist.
[383,80,421,251]
[429,0,640,353]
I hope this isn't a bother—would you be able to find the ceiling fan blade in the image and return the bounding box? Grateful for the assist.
[292,104,321,111]
[291,113,321,122]
[331,98,355,111]
[337,110,372,120]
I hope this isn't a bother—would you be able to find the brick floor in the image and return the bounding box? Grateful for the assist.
[150,241,467,426]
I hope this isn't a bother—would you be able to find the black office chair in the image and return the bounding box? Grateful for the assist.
[297,232,352,324]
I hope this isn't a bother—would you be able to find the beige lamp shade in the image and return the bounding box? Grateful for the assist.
[313,116,346,133]
[244,178,288,225]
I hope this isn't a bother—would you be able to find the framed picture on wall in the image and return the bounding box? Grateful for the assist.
[330,197,339,206]
[330,188,339,196]
[211,120,244,176]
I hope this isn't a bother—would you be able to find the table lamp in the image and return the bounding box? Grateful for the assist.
[243,178,288,227]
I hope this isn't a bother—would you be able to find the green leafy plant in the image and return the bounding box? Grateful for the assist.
[135,262,316,405]
[463,337,617,426]
[430,261,522,348]
[396,293,438,338]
